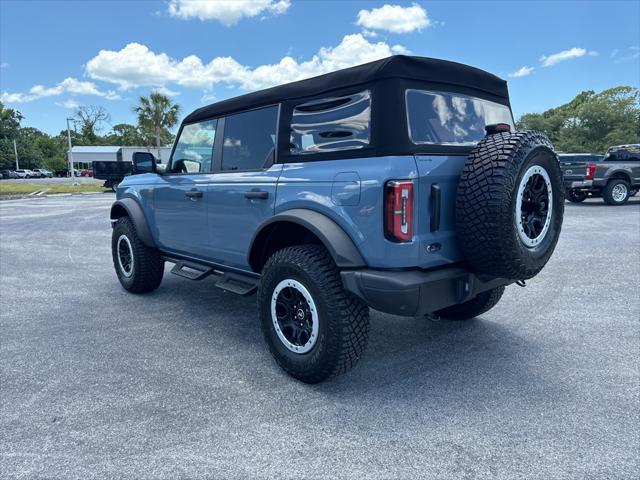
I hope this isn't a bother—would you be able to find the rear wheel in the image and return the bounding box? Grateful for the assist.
[435,286,505,320]
[112,216,164,293]
[258,245,370,383]
[566,189,587,203]
[602,179,630,205]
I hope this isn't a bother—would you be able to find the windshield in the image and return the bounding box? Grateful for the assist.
[604,145,640,161]
[406,89,514,146]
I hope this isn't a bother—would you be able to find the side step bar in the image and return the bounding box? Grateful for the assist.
[165,257,259,296]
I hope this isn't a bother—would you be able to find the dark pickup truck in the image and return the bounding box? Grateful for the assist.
[93,160,132,191]
[562,145,640,205]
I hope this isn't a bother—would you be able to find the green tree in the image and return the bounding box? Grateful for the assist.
[0,102,24,169]
[517,86,640,153]
[133,91,180,149]
[104,123,145,146]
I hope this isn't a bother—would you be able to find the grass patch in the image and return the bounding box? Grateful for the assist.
[0,183,109,195]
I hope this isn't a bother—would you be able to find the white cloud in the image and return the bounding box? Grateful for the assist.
[356,3,430,34]
[168,0,290,25]
[1,77,120,104]
[539,47,597,67]
[0,62,7,69]
[155,86,180,97]
[55,99,81,109]
[85,34,406,93]
[200,92,217,103]
[508,66,535,78]
[615,46,640,63]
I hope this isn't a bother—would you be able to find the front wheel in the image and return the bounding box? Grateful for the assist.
[258,245,370,383]
[602,179,630,205]
[111,217,164,293]
[566,189,587,203]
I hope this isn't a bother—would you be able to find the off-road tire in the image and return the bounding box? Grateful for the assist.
[456,131,564,280]
[258,244,370,383]
[112,216,164,293]
[566,189,587,203]
[435,286,505,321]
[602,179,630,205]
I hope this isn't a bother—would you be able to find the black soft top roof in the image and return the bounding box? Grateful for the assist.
[184,55,508,124]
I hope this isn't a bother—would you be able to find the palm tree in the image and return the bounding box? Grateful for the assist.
[133,91,180,149]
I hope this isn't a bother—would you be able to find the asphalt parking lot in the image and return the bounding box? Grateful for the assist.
[1,194,639,479]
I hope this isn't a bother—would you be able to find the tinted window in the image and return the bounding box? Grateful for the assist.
[290,90,371,155]
[406,90,514,145]
[605,146,640,161]
[170,119,217,173]
[221,106,278,171]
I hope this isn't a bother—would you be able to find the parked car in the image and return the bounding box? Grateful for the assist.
[32,168,53,178]
[80,169,94,177]
[562,144,640,204]
[0,170,19,179]
[14,169,36,178]
[55,168,81,177]
[109,55,564,383]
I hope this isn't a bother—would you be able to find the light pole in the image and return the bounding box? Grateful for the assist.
[66,117,78,185]
[13,138,19,170]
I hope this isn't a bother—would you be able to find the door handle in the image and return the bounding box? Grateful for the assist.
[244,190,269,200]
[185,189,203,199]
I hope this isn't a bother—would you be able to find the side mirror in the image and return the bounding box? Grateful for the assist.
[132,152,156,174]
[156,163,167,174]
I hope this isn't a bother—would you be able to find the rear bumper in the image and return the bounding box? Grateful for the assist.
[566,180,593,189]
[341,266,511,317]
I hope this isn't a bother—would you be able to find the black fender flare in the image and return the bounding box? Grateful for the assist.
[110,198,156,247]
[248,209,366,270]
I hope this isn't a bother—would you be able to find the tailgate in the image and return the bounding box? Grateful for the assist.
[560,162,588,181]
[413,154,466,268]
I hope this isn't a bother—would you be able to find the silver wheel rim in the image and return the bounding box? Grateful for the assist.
[117,234,134,278]
[271,279,319,354]
[611,183,627,202]
[516,165,553,248]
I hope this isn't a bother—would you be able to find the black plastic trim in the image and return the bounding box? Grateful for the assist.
[341,266,511,316]
[248,209,366,271]
[110,198,156,247]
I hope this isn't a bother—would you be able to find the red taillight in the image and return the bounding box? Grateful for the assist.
[385,180,414,242]
[586,163,597,180]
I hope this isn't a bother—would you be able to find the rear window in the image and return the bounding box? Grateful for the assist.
[406,90,514,146]
[290,90,371,155]
[604,146,640,161]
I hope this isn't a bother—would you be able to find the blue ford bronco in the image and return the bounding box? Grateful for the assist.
[110,56,564,383]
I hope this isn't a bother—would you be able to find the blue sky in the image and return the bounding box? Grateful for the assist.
[1,0,638,136]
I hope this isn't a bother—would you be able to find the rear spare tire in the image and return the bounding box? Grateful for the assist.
[456,131,564,280]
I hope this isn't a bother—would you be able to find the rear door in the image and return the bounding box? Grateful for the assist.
[152,119,218,258]
[206,106,281,270]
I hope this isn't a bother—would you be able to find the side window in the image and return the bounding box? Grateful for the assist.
[169,119,217,174]
[221,106,278,171]
[290,90,371,155]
